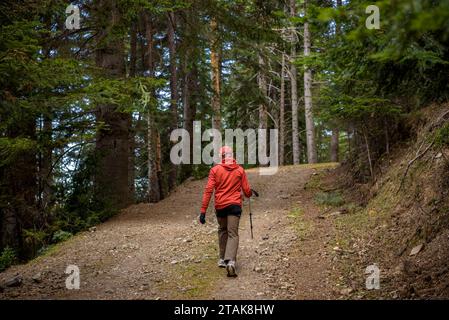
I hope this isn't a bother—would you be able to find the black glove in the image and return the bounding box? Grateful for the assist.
[251,188,259,197]
[199,213,206,224]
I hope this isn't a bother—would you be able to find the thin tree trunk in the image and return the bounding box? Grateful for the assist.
[128,21,137,202]
[180,7,198,180]
[40,31,53,213]
[130,21,137,77]
[347,128,352,155]
[384,118,390,155]
[210,17,221,132]
[156,130,163,198]
[147,114,161,202]
[258,55,268,131]
[279,54,286,166]
[167,11,178,190]
[143,12,161,202]
[330,129,339,162]
[363,130,374,180]
[41,116,53,210]
[182,59,197,180]
[289,0,300,164]
[330,0,342,162]
[303,0,317,163]
[258,55,268,166]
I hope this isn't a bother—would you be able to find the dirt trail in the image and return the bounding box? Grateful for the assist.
[0,164,341,300]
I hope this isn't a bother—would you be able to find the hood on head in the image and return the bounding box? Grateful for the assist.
[220,157,239,171]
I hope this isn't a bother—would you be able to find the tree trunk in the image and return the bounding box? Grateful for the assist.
[94,0,131,209]
[143,12,161,202]
[147,115,161,202]
[289,0,300,164]
[330,129,339,162]
[330,0,342,162]
[303,0,317,163]
[0,118,36,254]
[39,17,53,214]
[156,130,163,198]
[210,17,221,132]
[258,55,268,130]
[167,11,178,190]
[279,54,286,166]
[363,129,374,180]
[180,7,198,181]
[130,21,137,77]
[40,115,53,211]
[128,21,138,202]
[181,59,197,180]
[258,54,268,165]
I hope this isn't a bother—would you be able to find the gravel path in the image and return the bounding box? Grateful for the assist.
[0,164,340,300]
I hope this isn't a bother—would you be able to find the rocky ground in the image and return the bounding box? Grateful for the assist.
[0,163,353,300]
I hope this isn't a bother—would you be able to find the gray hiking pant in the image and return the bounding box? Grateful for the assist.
[217,215,240,262]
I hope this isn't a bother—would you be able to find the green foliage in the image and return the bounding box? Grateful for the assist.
[55,151,119,233]
[22,229,47,257]
[0,138,37,167]
[0,247,16,272]
[51,230,72,243]
[435,122,449,147]
[314,191,345,207]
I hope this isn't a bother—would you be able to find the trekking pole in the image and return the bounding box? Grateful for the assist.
[249,197,253,239]
[248,189,259,239]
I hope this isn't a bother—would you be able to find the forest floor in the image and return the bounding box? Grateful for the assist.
[0,163,361,300]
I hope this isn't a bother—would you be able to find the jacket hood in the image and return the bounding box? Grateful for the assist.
[220,157,239,171]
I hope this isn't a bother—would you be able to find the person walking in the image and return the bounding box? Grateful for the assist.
[199,146,254,277]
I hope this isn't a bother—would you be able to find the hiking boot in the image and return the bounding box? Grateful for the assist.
[226,260,237,277]
[218,259,227,268]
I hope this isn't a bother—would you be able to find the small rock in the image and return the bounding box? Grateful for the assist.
[171,260,178,265]
[89,226,97,232]
[340,287,353,295]
[262,235,269,240]
[410,244,424,256]
[183,238,192,243]
[255,267,263,273]
[32,273,42,283]
[435,152,443,159]
[4,276,22,287]
[256,292,264,296]
[333,246,342,252]
[279,194,290,199]
[105,289,114,294]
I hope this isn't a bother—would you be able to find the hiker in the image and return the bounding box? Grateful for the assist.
[199,145,254,277]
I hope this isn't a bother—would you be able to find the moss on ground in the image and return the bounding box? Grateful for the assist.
[288,207,314,240]
[158,241,222,299]
[314,191,345,207]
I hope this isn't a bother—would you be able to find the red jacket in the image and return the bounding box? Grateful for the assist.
[200,158,252,214]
